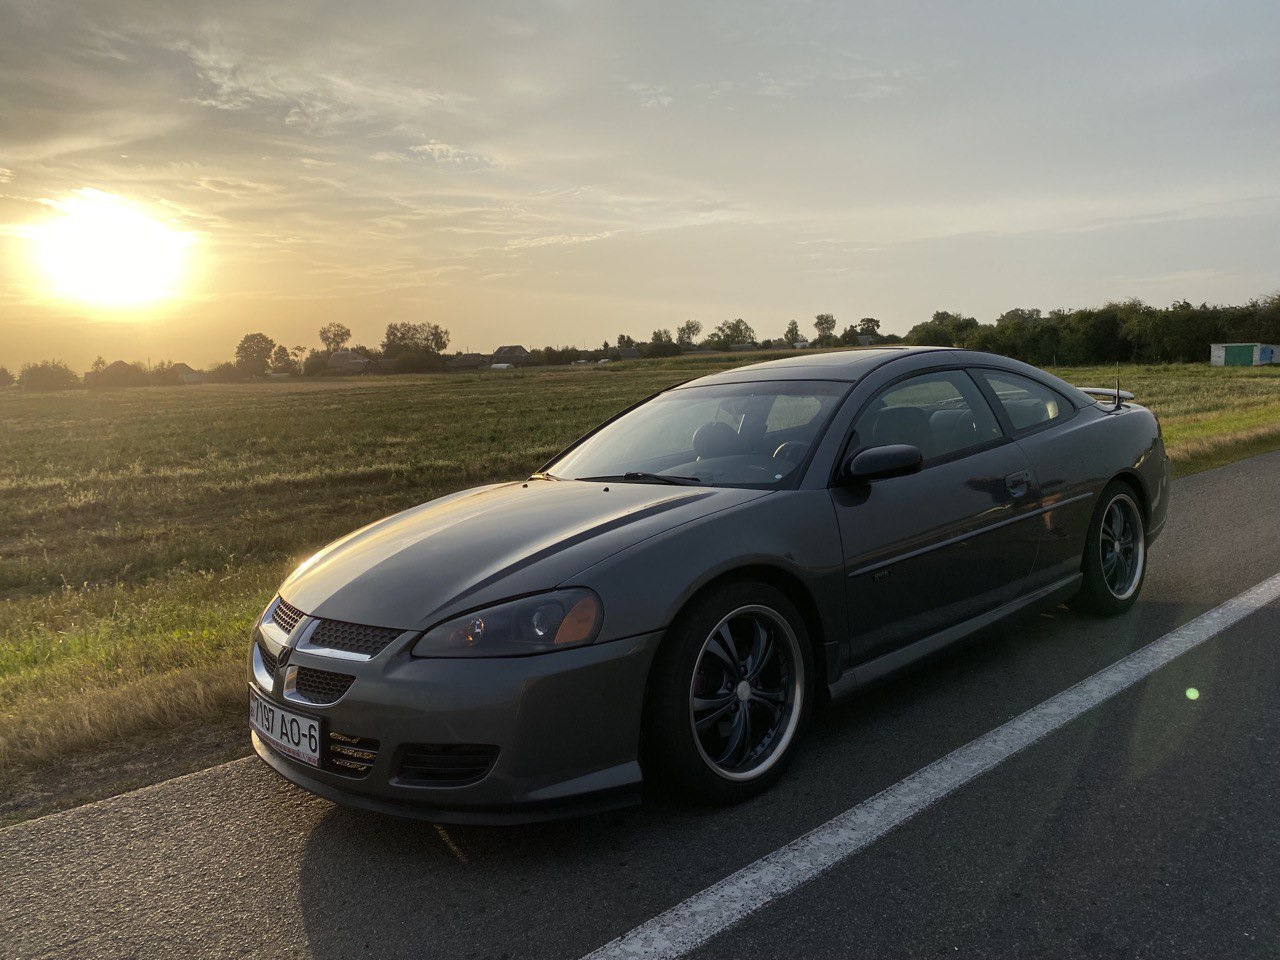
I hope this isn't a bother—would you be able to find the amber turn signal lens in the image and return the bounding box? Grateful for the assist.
[555,594,601,645]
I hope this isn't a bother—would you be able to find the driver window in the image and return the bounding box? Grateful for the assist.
[854,370,1002,462]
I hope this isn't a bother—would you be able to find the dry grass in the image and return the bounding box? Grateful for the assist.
[1,354,1278,789]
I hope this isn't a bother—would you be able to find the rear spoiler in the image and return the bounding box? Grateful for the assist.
[1077,386,1134,402]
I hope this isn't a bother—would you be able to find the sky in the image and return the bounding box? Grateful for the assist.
[1,0,1278,370]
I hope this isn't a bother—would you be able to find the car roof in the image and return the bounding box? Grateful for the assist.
[677,346,956,386]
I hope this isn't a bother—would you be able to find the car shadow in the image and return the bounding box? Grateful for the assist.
[294,589,1212,960]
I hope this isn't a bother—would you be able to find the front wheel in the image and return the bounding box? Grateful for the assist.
[1071,481,1147,615]
[642,581,813,804]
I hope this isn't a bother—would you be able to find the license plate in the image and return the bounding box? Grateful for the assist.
[250,687,321,767]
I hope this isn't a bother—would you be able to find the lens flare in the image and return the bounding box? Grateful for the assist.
[1185,687,1200,700]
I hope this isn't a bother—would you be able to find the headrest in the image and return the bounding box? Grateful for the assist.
[693,421,748,459]
[871,406,931,449]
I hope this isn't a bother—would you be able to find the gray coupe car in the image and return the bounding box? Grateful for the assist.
[249,347,1170,822]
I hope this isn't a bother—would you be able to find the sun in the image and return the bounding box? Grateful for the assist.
[28,189,194,307]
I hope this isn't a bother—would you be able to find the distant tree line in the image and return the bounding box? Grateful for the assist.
[8,294,1277,391]
[903,295,1280,365]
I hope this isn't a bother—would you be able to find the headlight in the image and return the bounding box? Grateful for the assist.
[411,588,603,658]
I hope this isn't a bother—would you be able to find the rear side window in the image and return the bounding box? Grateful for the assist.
[975,370,1069,432]
[853,370,1002,462]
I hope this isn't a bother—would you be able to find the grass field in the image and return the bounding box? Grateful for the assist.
[3,352,1280,817]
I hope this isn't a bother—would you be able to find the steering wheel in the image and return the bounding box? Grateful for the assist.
[772,441,809,464]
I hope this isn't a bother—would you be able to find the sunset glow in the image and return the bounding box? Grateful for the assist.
[28,190,193,308]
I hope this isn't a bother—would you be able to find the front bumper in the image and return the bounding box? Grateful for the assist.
[248,610,664,824]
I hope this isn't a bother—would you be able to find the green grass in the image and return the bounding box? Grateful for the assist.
[2,354,1279,776]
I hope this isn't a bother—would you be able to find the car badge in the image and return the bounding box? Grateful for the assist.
[276,646,292,669]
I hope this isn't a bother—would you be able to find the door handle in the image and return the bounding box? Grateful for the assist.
[1005,471,1031,497]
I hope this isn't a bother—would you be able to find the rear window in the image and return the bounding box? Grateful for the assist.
[975,370,1069,431]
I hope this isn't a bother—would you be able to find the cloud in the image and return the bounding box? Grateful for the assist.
[409,141,492,166]
[625,82,673,109]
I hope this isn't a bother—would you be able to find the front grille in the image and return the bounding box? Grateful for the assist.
[257,639,278,675]
[308,619,404,657]
[272,597,305,634]
[293,666,355,704]
[325,731,380,779]
[397,743,500,786]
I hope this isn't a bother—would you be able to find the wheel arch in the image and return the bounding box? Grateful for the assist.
[1110,470,1150,529]
[651,562,832,691]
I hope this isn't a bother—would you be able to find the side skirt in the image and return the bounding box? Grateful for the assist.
[825,573,1083,702]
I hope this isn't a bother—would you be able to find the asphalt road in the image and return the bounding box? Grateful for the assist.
[3,450,1279,960]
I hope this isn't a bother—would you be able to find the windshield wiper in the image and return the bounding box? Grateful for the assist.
[576,472,703,486]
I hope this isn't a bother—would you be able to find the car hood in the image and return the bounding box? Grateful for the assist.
[279,479,767,630]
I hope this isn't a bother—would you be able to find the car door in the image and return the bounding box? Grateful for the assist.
[971,366,1096,594]
[830,368,1043,664]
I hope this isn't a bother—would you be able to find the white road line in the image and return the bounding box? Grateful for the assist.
[583,571,1280,960]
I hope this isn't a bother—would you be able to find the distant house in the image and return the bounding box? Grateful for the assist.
[448,352,489,370]
[491,345,535,366]
[327,350,374,374]
[168,362,206,385]
[793,340,811,350]
[87,360,149,388]
[375,358,401,373]
[489,363,515,371]
[616,347,641,360]
[1210,343,1277,366]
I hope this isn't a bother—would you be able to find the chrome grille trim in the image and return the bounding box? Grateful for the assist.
[299,619,408,659]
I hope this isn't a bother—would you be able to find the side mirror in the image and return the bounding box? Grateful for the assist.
[842,443,923,483]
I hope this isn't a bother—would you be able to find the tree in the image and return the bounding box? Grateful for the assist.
[381,322,450,356]
[302,349,330,376]
[814,313,837,344]
[18,360,81,391]
[647,329,680,357]
[856,317,881,336]
[838,325,859,345]
[933,311,978,347]
[270,344,297,374]
[783,319,802,346]
[0,366,14,387]
[706,318,756,349]
[207,361,243,383]
[676,320,702,348]
[319,322,352,352]
[90,356,107,374]
[904,319,956,347]
[234,333,275,375]
[616,333,636,349]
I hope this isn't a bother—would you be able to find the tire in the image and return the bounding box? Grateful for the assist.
[1070,480,1147,616]
[641,580,814,804]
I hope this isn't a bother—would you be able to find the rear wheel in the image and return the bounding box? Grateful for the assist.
[1071,481,1147,615]
[642,580,813,804]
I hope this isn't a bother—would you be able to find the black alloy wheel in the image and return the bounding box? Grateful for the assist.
[643,580,813,803]
[1072,480,1148,615]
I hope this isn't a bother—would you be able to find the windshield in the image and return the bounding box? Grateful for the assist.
[545,380,849,488]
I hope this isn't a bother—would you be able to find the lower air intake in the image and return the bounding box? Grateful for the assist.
[325,732,380,779]
[397,744,500,786]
